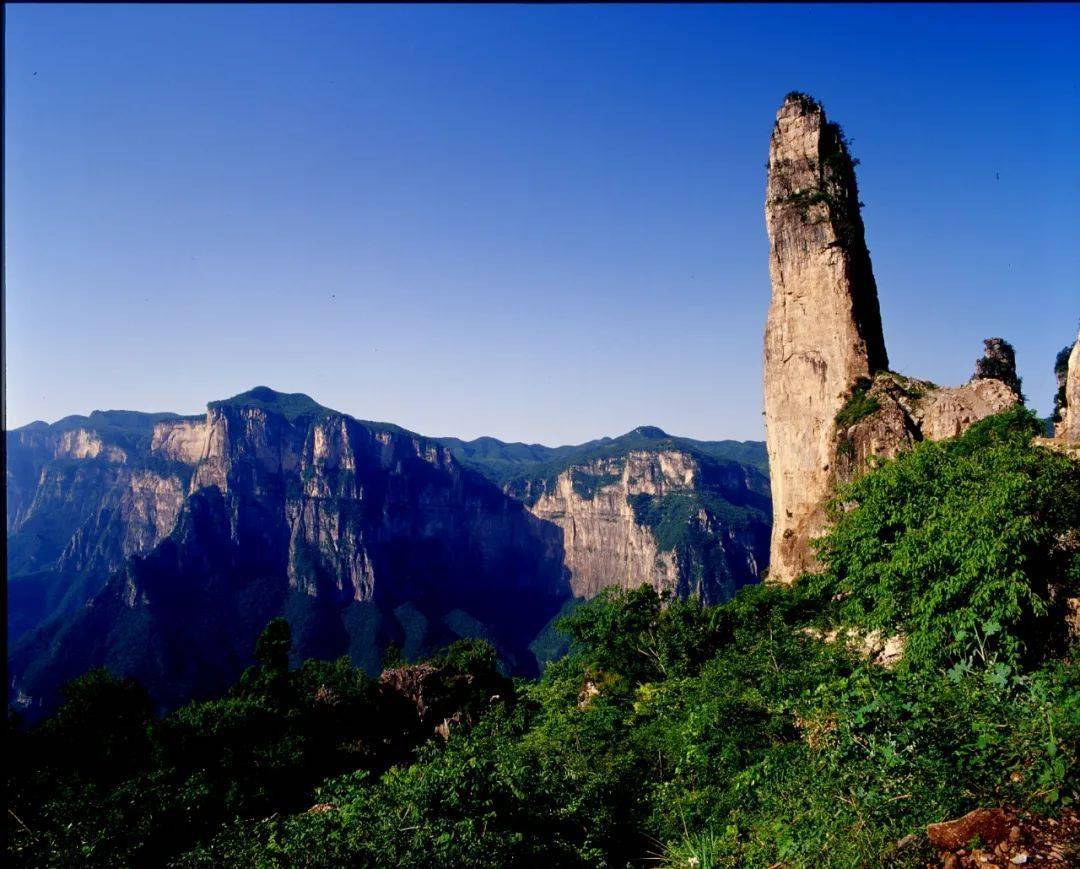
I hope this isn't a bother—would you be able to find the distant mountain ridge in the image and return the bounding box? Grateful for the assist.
[7,387,770,717]
[439,425,768,487]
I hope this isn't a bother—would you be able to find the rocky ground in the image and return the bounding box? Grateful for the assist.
[925,807,1079,867]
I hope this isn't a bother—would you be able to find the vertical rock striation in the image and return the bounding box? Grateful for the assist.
[522,449,768,603]
[8,396,771,715]
[764,92,888,584]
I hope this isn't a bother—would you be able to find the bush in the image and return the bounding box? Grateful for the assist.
[806,407,1080,672]
[835,377,880,429]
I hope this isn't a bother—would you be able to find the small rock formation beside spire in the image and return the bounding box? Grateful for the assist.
[763,92,1023,584]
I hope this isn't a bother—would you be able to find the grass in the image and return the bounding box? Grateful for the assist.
[835,378,880,429]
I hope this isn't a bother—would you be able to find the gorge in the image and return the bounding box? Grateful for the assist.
[6,389,769,715]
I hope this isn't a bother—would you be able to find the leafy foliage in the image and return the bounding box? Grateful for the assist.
[784,90,822,113]
[806,406,1079,672]
[7,409,1078,867]
[570,468,621,500]
[1053,341,1075,423]
[207,386,331,422]
[835,377,881,429]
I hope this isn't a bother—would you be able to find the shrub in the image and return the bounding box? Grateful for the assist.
[807,407,1079,672]
[835,377,880,429]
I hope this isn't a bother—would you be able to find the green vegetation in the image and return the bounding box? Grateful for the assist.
[208,386,332,422]
[7,408,1077,867]
[835,377,880,429]
[628,489,764,554]
[7,627,510,868]
[570,468,621,500]
[1052,341,1075,424]
[629,491,704,551]
[434,436,583,486]
[784,90,822,114]
[808,406,1080,672]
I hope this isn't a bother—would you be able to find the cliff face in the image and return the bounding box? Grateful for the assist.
[526,452,687,599]
[9,391,573,713]
[520,445,769,604]
[151,418,211,463]
[6,414,196,642]
[763,94,1022,583]
[8,392,768,716]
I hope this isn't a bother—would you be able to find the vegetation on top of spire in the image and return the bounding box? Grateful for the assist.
[784,90,822,113]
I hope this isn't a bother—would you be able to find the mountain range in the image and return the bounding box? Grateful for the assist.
[7,387,770,716]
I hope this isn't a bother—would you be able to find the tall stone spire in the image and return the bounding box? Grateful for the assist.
[763,92,888,584]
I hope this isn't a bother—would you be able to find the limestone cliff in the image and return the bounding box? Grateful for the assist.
[511,434,771,605]
[6,412,196,641]
[525,452,686,599]
[7,390,573,714]
[8,395,770,715]
[763,93,1022,583]
[151,418,210,463]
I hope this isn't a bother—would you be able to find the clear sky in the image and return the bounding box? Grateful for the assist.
[5,4,1078,444]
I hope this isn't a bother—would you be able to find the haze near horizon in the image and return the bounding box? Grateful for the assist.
[5,4,1078,443]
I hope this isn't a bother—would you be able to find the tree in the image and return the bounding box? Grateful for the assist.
[254,617,292,675]
[236,617,293,701]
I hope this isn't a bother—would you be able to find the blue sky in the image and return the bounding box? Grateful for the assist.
[5,4,1078,443]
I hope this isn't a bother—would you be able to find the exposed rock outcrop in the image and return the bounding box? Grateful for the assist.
[927,808,1011,851]
[525,452,688,599]
[53,428,128,463]
[763,93,1022,583]
[974,338,1023,398]
[7,392,573,714]
[927,807,1079,868]
[833,368,1021,484]
[150,418,210,463]
[377,660,508,742]
[8,392,771,716]
[6,413,197,643]
[518,446,770,604]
